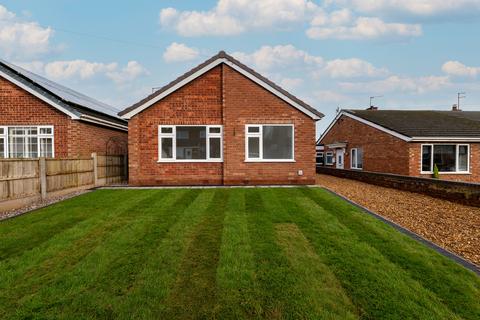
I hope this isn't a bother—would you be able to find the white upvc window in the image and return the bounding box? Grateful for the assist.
[316,151,324,165]
[0,125,54,158]
[350,148,363,170]
[421,144,469,174]
[245,124,294,162]
[325,151,334,165]
[158,125,223,162]
[0,126,6,158]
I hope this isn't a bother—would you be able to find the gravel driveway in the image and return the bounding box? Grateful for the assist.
[316,174,480,267]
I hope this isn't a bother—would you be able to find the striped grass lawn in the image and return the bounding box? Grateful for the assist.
[0,188,479,319]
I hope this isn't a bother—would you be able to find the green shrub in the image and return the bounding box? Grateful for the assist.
[433,164,439,179]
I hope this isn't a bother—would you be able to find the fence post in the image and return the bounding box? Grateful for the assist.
[91,152,98,186]
[123,154,128,183]
[39,157,47,200]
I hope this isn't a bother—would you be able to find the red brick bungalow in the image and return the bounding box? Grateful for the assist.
[0,60,128,159]
[119,51,324,186]
[318,108,480,182]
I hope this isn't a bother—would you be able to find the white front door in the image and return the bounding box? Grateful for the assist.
[336,149,344,169]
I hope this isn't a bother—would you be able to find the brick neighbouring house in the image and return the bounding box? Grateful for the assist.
[0,60,128,159]
[118,51,324,186]
[317,108,480,182]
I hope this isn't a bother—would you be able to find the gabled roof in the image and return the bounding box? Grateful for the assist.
[319,109,480,143]
[0,59,127,131]
[119,51,323,120]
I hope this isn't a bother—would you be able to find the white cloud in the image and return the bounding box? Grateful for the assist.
[442,61,480,78]
[159,0,319,36]
[307,16,421,40]
[18,59,147,84]
[106,61,149,84]
[314,90,352,103]
[322,58,389,78]
[339,75,451,94]
[0,5,53,59]
[44,60,117,80]
[232,45,323,71]
[330,0,480,19]
[163,42,199,62]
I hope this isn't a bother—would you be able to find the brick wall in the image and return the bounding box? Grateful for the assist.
[319,115,410,175]
[0,76,127,158]
[222,64,315,185]
[127,64,317,186]
[128,66,223,185]
[317,167,480,207]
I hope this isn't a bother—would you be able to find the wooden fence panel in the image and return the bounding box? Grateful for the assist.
[0,160,39,201]
[46,159,94,192]
[1,154,126,210]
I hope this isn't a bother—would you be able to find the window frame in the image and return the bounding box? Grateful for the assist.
[350,148,363,170]
[420,143,470,174]
[244,124,295,162]
[1,125,54,158]
[325,151,334,165]
[158,125,223,163]
[316,151,324,165]
[0,126,6,158]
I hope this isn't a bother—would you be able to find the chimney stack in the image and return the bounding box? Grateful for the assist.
[452,104,461,111]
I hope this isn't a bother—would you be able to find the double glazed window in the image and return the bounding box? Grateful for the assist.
[245,125,294,161]
[316,151,324,165]
[0,126,54,158]
[325,152,334,165]
[158,125,222,161]
[421,144,469,173]
[350,148,363,170]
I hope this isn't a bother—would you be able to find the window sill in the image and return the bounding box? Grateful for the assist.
[351,167,363,170]
[157,159,223,163]
[420,171,470,175]
[244,159,296,163]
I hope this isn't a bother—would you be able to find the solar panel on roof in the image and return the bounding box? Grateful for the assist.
[0,59,121,119]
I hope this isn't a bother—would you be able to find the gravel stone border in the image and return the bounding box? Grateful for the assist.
[0,190,91,221]
[319,186,480,276]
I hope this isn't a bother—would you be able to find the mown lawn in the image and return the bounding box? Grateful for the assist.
[0,188,479,319]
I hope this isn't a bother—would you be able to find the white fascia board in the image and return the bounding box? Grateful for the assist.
[0,69,81,120]
[319,111,412,143]
[121,58,321,120]
[410,137,480,142]
[80,115,128,131]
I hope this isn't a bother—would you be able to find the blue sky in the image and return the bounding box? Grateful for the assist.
[1,0,480,134]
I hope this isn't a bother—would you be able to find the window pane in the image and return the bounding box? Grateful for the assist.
[326,153,333,164]
[209,137,221,158]
[248,126,260,133]
[357,148,363,169]
[422,145,432,172]
[29,136,38,158]
[161,127,173,134]
[351,149,357,168]
[458,145,468,172]
[161,137,173,158]
[0,138,4,158]
[40,127,52,135]
[433,145,456,172]
[316,152,324,165]
[9,135,25,158]
[209,127,221,134]
[176,126,206,160]
[262,126,293,159]
[0,128,4,135]
[40,138,53,157]
[248,137,260,158]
